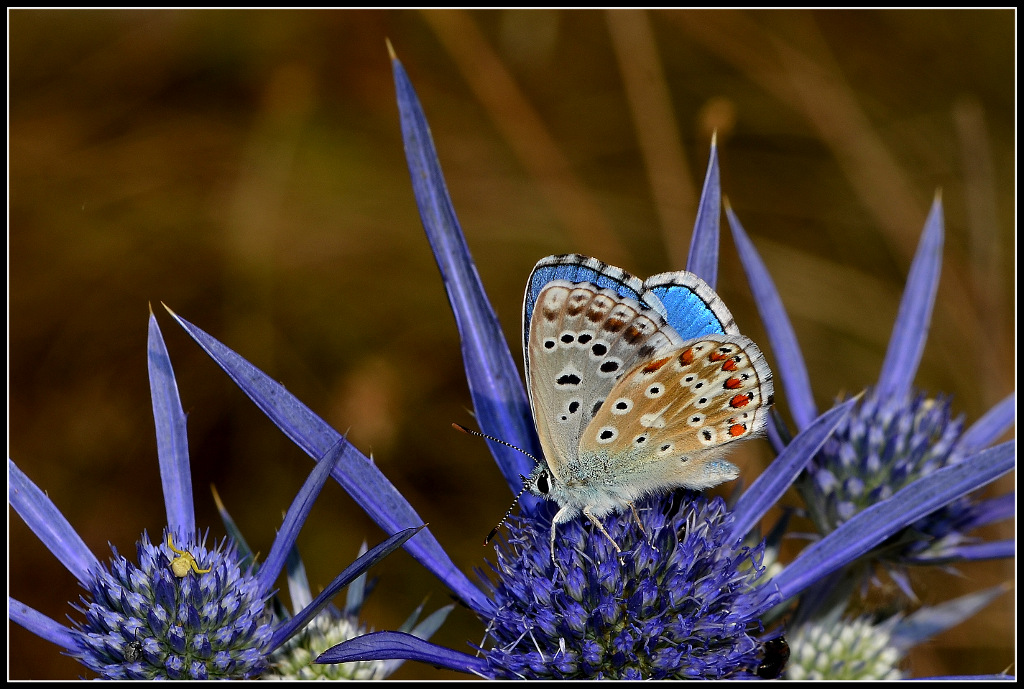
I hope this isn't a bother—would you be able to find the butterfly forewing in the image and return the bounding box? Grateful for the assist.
[527,281,683,480]
[579,334,774,490]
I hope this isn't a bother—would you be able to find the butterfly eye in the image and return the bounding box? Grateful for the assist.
[536,471,550,494]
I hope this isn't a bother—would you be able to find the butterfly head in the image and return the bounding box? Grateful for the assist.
[524,462,584,512]
[524,463,553,499]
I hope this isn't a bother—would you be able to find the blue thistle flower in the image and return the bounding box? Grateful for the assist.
[724,136,1014,679]
[480,495,775,679]
[166,49,1013,678]
[726,198,1015,575]
[8,311,422,679]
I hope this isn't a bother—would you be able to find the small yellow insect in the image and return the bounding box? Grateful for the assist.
[167,534,212,578]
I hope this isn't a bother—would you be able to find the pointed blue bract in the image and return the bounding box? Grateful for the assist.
[876,197,944,400]
[686,136,722,288]
[391,53,541,496]
[147,311,195,538]
[891,584,1009,651]
[269,526,425,651]
[8,459,100,583]
[758,440,1015,613]
[8,596,83,652]
[729,397,858,542]
[955,392,1015,456]
[318,630,489,676]
[255,440,346,597]
[727,205,818,431]
[167,308,493,615]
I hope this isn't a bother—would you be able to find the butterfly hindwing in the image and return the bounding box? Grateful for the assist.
[643,271,740,339]
[578,334,773,493]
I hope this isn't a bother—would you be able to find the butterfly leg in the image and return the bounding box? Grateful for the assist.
[628,501,647,537]
[583,505,622,555]
[627,501,659,553]
[549,506,576,562]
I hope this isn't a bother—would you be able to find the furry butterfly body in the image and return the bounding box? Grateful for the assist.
[521,254,774,556]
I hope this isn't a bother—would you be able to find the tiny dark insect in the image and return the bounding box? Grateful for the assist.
[756,636,790,679]
[124,629,144,663]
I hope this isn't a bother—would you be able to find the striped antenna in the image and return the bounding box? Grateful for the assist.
[451,423,540,545]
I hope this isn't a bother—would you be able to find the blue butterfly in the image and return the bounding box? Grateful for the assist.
[521,254,774,558]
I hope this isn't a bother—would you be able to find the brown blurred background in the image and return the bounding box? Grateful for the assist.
[9,9,1014,680]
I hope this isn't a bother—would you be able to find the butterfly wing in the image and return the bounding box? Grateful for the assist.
[525,255,647,336]
[524,257,738,382]
[578,334,774,496]
[526,280,684,483]
[643,270,740,339]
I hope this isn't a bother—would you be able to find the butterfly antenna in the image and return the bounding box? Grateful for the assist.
[451,423,542,464]
[483,478,530,546]
[451,423,540,545]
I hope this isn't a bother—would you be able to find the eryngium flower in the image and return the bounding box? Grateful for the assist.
[266,542,452,680]
[728,199,1015,573]
[785,615,902,680]
[481,495,773,679]
[808,389,988,564]
[71,531,271,679]
[9,312,421,679]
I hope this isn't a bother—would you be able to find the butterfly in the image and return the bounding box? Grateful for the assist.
[520,254,774,559]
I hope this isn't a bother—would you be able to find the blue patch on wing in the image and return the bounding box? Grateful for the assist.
[524,255,738,352]
[524,256,645,332]
[647,283,729,340]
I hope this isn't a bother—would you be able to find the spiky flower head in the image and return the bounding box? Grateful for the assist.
[804,388,976,562]
[10,312,426,679]
[70,530,272,679]
[479,494,776,679]
[785,615,903,680]
[269,611,376,680]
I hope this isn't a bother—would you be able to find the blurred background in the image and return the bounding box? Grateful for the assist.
[9,9,1014,680]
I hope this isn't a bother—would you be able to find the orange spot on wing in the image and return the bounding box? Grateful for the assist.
[709,349,731,362]
[724,376,743,389]
[642,357,672,374]
[728,423,747,437]
[678,348,695,365]
[721,358,738,371]
[730,393,753,408]
[624,325,646,344]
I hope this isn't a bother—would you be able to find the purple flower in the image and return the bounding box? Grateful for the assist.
[726,174,1013,678]
[167,50,1013,678]
[9,311,422,679]
[727,199,1014,576]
